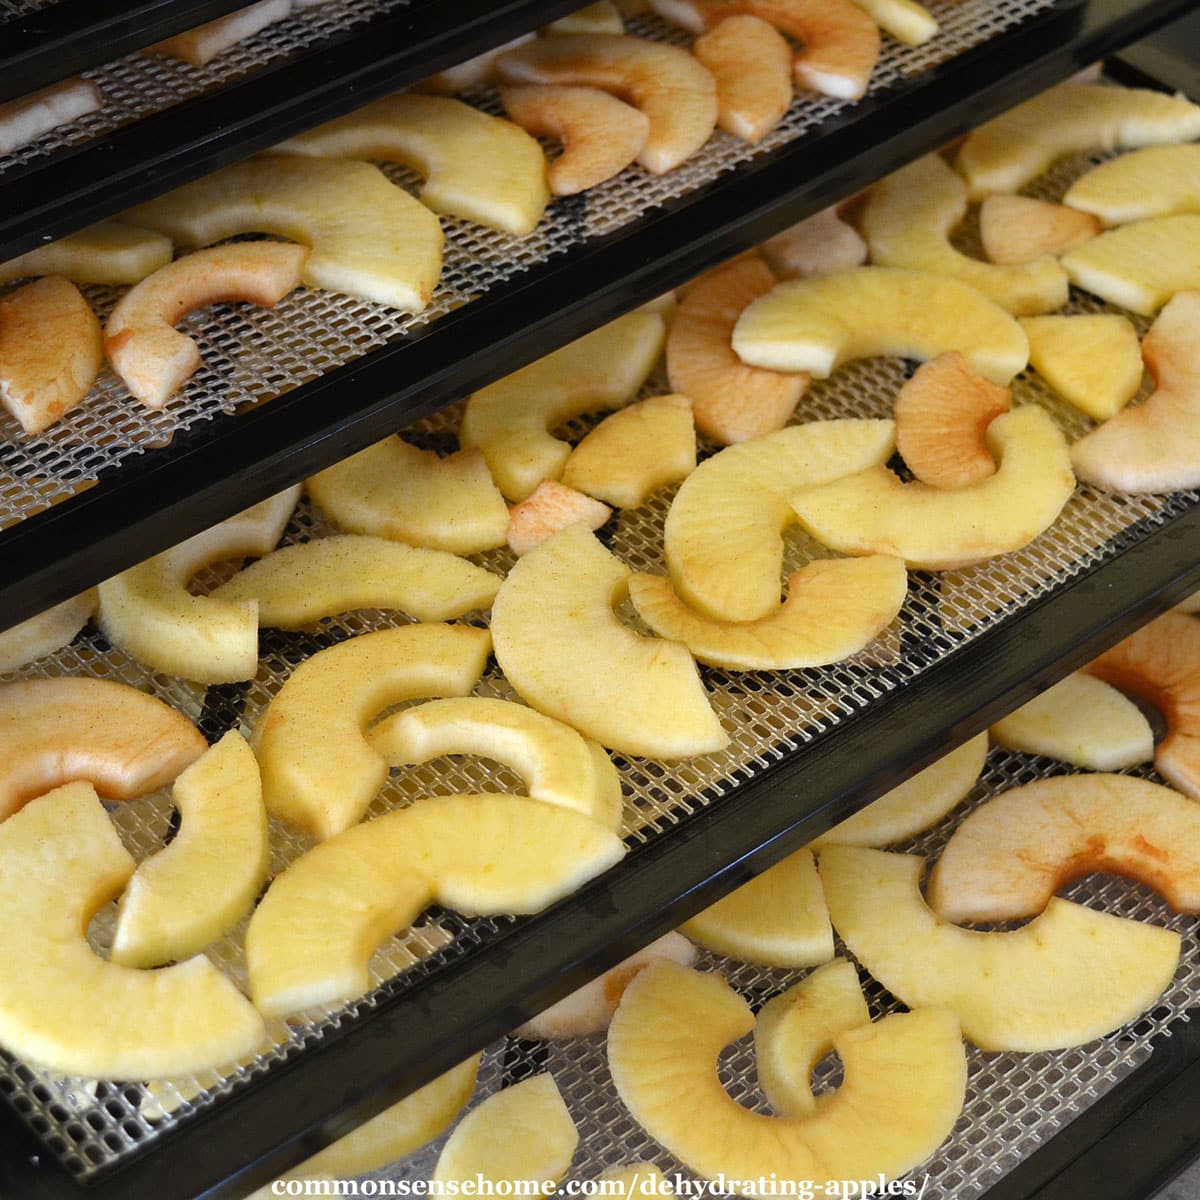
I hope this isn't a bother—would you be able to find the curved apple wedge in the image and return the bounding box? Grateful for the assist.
[255,623,492,840]
[818,845,1180,1051]
[694,16,792,145]
[0,677,205,822]
[1065,144,1200,226]
[0,782,265,1077]
[608,963,966,1186]
[0,221,172,287]
[0,590,95,673]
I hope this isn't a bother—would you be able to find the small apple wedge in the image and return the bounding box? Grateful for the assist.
[849,0,936,46]
[0,77,101,156]
[546,3,625,34]
[1065,144,1200,226]
[979,195,1100,265]
[760,206,867,280]
[149,0,290,65]
[0,221,172,287]
[0,590,95,673]
[694,16,792,145]
[507,480,612,556]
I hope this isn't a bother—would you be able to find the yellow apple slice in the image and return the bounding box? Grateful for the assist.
[791,406,1074,571]
[111,731,267,968]
[694,15,792,144]
[545,2,625,34]
[629,555,906,670]
[460,311,665,501]
[149,0,290,65]
[929,774,1200,925]
[497,34,717,174]
[760,205,868,280]
[247,793,623,1015]
[0,782,265,1077]
[97,486,301,684]
[663,419,896,622]
[104,241,308,409]
[0,590,95,673]
[0,275,102,434]
[818,845,1180,1051]
[123,156,443,311]
[434,1074,578,1194]
[255,623,491,840]
[850,0,936,45]
[0,677,205,822]
[979,195,1100,265]
[308,437,509,555]
[507,480,613,556]
[0,221,173,287]
[608,963,966,1186]
[491,525,727,759]
[955,83,1200,200]
[1064,144,1200,226]
[680,848,833,967]
[861,154,1068,316]
[0,77,101,155]
[274,95,549,237]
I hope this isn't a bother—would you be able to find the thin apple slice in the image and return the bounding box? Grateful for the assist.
[979,195,1100,265]
[0,221,172,287]
[545,2,625,34]
[491,525,727,758]
[818,845,1180,1051]
[149,0,290,65]
[694,16,792,145]
[507,480,613,556]
[0,677,205,822]
[1065,144,1200,226]
[850,0,936,45]
[255,623,491,840]
[760,206,867,280]
[0,782,265,1077]
[0,77,101,155]
[0,590,96,673]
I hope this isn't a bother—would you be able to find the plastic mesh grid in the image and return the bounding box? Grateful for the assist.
[0,0,1058,531]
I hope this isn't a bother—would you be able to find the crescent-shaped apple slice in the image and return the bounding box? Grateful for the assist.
[791,406,1074,571]
[861,155,1068,316]
[104,242,308,409]
[0,782,265,1077]
[369,696,623,831]
[111,732,267,968]
[0,677,205,822]
[255,623,492,840]
[496,34,717,175]
[0,221,173,287]
[123,156,443,311]
[929,774,1200,925]
[850,0,936,45]
[460,311,665,501]
[629,556,906,671]
[1064,144,1200,226]
[818,845,1180,1051]
[694,15,792,145]
[955,83,1200,201]
[491,525,727,759]
[246,793,624,1015]
[97,486,301,684]
[0,590,96,673]
[608,963,966,1186]
[0,275,102,434]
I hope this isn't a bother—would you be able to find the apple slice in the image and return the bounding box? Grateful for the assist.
[818,845,1180,1051]
[491,525,727,758]
[0,590,95,673]
[255,623,491,840]
[420,35,537,94]
[97,487,301,684]
[545,2,625,34]
[461,311,665,501]
[760,206,867,280]
[124,156,443,311]
[0,276,102,434]
[507,480,612,556]
[849,0,936,45]
[149,0,290,65]
[104,241,308,409]
[694,16,792,145]
[0,677,205,822]
[0,77,101,155]
[1064,144,1200,226]
[0,782,265,1077]
[979,195,1100,265]
[0,221,172,287]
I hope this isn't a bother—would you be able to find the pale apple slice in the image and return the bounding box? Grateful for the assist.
[247,793,623,1014]
[760,206,867,280]
[514,933,696,1038]
[694,16,792,145]
[104,241,308,409]
[149,0,291,65]
[507,480,613,556]
[0,782,265,1077]
[754,958,870,1117]
[97,486,301,684]
[608,963,966,1186]
[421,35,537,94]
[0,276,102,434]
[929,774,1200,925]
[308,436,510,554]
[0,77,101,155]
[849,0,936,45]
[818,845,1180,1051]
[461,311,665,501]
[124,156,443,311]
[255,623,491,840]
[0,221,172,287]
[546,2,625,33]
[213,534,499,624]
[792,406,1074,571]
[491,525,727,758]
[979,195,1100,265]
[0,677,205,822]
[496,34,717,174]
[1020,313,1143,422]
[369,696,623,830]
[666,256,808,445]
[808,733,988,848]
[955,83,1200,200]
[1064,144,1200,226]
[861,154,1068,316]
[733,267,1030,385]
[681,848,833,967]
[0,590,95,673]
[434,1074,578,1194]
[990,673,1154,770]
[501,84,648,196]
[1073,211,1200,314]
[111,731,267,968]
[629,556,906,671]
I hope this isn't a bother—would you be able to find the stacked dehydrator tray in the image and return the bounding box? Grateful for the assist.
[5,1,1200,1198]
